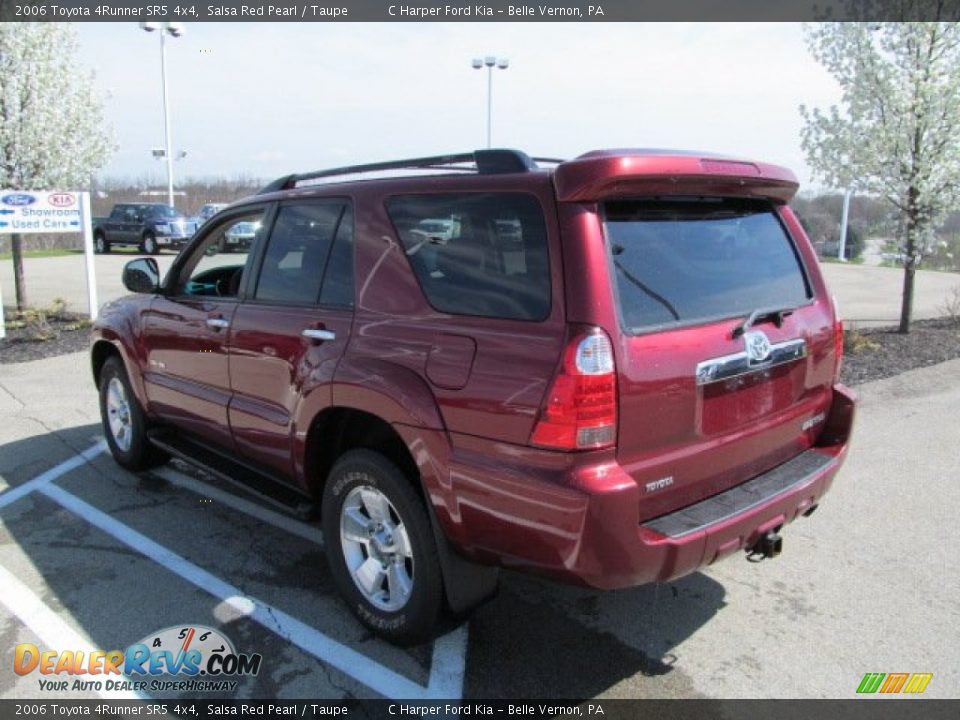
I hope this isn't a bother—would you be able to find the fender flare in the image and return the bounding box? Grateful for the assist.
[91,333,150,413]
[328,357,446,431]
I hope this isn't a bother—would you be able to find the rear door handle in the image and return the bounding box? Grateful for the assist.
[302,328,336,341]
[206,317,230,329]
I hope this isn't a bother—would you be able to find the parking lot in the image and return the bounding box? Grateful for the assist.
[0,344,958,700]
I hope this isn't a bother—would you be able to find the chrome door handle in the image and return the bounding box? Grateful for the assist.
[206,317,230,329]
[302,328,336,341]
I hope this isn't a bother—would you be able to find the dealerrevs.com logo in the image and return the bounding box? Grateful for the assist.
[14,625,262,693]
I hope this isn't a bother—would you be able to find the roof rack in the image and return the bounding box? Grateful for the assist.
[257,149,565,195]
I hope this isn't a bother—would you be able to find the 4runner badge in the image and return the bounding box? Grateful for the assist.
[744,330,772,364]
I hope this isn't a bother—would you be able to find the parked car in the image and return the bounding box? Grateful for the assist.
[92,203,193,254]
[218,219,261,252]
[92,148,855,644]
[198,202,229,225]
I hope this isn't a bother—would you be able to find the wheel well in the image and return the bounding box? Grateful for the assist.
[91,340,120,388]
[304,408,422,506]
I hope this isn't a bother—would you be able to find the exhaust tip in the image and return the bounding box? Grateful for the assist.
[747,531,783,561]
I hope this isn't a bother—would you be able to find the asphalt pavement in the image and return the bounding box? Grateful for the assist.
[0,350,957,699]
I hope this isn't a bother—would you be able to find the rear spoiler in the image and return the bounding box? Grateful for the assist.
[553,150,799,204]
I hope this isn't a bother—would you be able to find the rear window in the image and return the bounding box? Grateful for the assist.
[386,193,550,321]
[603,198,811,333]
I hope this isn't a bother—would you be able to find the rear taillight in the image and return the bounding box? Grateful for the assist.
[832,295,844,382]
[530,328,617,451]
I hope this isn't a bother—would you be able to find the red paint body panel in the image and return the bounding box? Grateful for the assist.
[554,150,799,204]
[140,296,237,450]
[93,148,855,591]
[228,304,352,476]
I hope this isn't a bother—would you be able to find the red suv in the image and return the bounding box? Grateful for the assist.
[92,149,856,644]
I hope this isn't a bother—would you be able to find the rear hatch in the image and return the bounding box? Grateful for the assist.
[602,195,835,521]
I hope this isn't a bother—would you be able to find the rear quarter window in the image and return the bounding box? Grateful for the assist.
[386,193,551,321]
[603,198,811,333]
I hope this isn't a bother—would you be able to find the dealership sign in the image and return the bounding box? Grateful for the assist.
[0,190,82,234]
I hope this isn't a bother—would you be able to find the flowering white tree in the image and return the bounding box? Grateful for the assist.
[0,22,114,310]
[800,22,960,333]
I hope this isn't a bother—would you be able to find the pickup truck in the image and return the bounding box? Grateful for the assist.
[92,203,194,255]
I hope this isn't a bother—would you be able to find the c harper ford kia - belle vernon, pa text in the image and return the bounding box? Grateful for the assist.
[91,148,855,644]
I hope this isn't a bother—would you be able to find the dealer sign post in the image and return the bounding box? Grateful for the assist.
[0,190,98,338]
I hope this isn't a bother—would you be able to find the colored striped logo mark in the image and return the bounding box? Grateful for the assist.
[857,672,933,694]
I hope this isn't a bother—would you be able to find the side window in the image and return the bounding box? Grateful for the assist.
[319,208,354,308]
[386,193,551,321]
[174,210,265,298]
[254,202,344,305]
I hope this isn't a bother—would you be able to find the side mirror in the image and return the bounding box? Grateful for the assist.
[122,258,160,294]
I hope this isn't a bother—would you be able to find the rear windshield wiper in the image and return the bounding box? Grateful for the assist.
[731,306,795,339]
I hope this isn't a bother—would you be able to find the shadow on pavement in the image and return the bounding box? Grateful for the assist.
[464,570,724,698]
[1,426,726,700]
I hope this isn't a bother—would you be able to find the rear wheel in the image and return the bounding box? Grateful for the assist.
[322,449,443,645]
[98,356,168,471]
[94,233,109,254]
[142,233,159,255]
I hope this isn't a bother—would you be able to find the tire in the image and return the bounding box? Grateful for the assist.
[142,233,159,255]
[94,233,109,254]
[98,356,168,472]
[322,449,444,645]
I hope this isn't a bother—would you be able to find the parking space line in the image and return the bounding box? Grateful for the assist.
[153,465,468,698]
[0,440,106,511]
[151,466,325,546]
[37,481,463,699]
[0,565,146,700]
[426,623,468,698]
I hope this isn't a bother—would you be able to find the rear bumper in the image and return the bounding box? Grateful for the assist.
[156,235,191,247]
[224,236,253,250]
[444,384,856,588]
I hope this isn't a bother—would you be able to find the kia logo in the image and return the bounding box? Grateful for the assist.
[2,193,36,206]
[48,193,75,207]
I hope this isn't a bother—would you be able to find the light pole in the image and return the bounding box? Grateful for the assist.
[471,56,508,148]
[139,21,184,209]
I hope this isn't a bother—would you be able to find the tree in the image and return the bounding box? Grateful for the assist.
[800,22,960,333]
[0,23,114,310]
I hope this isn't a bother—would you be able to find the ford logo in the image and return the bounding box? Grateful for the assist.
[2,193,36,206]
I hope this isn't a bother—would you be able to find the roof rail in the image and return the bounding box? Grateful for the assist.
[257,149,562,195]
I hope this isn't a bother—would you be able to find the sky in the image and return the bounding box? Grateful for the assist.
[74,22,843,189]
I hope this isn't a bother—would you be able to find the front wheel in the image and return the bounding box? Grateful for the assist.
[94,234,109,254]
[98,356,168,471]
[322,450,444,645]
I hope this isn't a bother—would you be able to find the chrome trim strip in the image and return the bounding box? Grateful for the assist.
[695,338,806,386]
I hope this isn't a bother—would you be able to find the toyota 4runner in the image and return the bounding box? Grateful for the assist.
[92,149,856,644]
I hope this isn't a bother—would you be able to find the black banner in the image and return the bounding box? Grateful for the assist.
[1,700,959,720]
[1,0,959,22]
